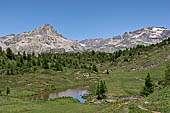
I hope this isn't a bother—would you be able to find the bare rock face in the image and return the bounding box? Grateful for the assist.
[0,25,170,54]
[80,27,170,52]
[0,24,85,54]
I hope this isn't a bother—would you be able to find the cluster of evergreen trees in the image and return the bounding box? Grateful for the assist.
[0,37,170,76]
[0,48,112,75]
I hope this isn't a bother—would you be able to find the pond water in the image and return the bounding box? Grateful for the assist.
[26,86,89,103]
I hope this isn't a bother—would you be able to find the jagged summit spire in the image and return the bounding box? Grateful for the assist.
[41,24,54,30]
[29,24,58,36]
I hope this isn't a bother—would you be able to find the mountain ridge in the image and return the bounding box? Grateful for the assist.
[0,24,170,54]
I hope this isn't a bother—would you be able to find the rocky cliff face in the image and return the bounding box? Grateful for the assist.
[0,25,170,54]
[80,27,170,52]
[0,24,85,54]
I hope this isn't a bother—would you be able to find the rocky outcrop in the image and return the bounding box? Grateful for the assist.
[80,27,170,52]
[0,25,170,54]
[0,24,85,54]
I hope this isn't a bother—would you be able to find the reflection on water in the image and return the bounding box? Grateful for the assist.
[27,87,89,103]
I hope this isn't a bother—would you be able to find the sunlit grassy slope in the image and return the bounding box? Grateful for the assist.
[0,38,170,113]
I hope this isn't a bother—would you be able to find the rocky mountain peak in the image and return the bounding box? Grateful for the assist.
[80,26,170,53]
[28,24,58,36]
[0,25,169,54]
[0,24,85,54]
[41,24,56,32]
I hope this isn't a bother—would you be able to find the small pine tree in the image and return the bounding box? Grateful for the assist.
[20,56,24,67]
[32,59,36,66]
[23,51,27,60]
[6,86,10,96]
[42,59,49,69]
[96,80,107,99]
[96,83,101,99]
[18,52,20,56]
[10,66,14,75]
[37,58,41,66]
[100,80,107,99]
[140,73,154,96]
[32,52,35,57]
[92,64,98,73]
[6,48,13,60]
[165,63,170,82]
[27,54,31,61]
[6,69,10,75]
[106,70,109,74]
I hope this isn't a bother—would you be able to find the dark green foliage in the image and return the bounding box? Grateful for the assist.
[165,63,170,82]
[37,58,41,66]
[10,66,14,75]
[23,51,27,60]
[6,69,10,75]
[6,48,14,60]
[6,86,10,96]
[27,54,31,61]
[0,37,170,76]
[55,63,63,71]
[140,73,154,96]
[91,50,95,55]
[96,80,107,99]
[32,52,35,57]
[42,58,49,69]
[92,64,98,72]
[32,59,36,66]
[106,70,109,74]
[18,52,20,55]
[0,46,2,53]
[159,63,170,87]
[19,56,24,67]
[124,57,128,62]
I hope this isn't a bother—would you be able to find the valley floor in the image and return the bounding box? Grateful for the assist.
[0,65,169,113]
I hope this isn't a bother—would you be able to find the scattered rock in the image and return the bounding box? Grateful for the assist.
[106,99,115,103]
[121,96,139,100]
[27,83,32,86]
[144,101,149,104]
[81,73,90,78]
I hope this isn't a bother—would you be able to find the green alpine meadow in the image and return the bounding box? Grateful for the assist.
[0,37,170,113]
[1,0,170,112]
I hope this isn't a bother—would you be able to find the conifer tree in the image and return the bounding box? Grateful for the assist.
[20,56,24,67]
[23,51,27,60]
[106,70,109,74]
[37,58,41,66]
[96,80,107,99]
[165,63,170,82]
[92,64,98,72]
[32,59,36,66]
[6,48,13,60]
[42,58,49,69]
[140,73,154,96]
[6,86,10,96]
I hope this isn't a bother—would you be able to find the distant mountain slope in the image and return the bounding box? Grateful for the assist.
[0,25,170,54]
[0,24,85,54]
[80,27,170,52]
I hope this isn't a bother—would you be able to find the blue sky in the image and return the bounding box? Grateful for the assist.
[0,0,170,40]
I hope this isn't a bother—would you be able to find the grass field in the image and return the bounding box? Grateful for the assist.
[0,43,170,112]
[0,63,168,113]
